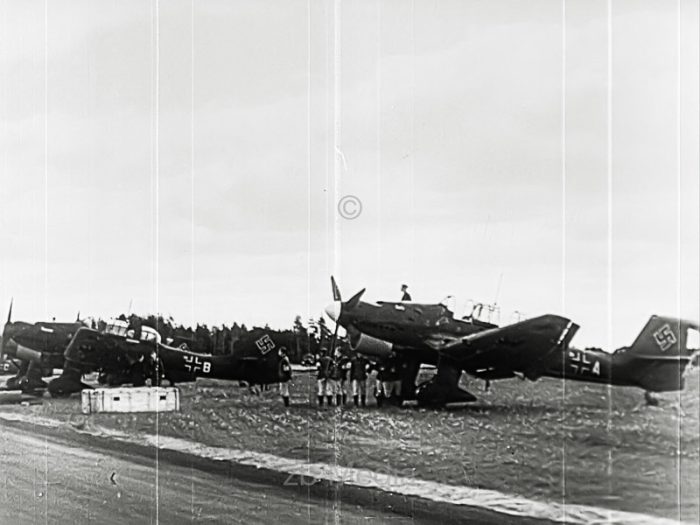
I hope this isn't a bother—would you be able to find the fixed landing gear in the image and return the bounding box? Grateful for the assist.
[48,368,90,398]
[399,359,421,404]
[415,358,476,407]
[6,362,47,395]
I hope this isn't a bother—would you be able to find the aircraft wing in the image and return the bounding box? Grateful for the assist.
[439,314,579,377]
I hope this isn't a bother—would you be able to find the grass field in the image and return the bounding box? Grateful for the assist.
[3,369,698,522]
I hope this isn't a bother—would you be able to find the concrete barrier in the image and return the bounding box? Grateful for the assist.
[81,387,180,414]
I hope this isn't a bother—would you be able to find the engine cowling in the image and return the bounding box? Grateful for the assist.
[349,332,393,359]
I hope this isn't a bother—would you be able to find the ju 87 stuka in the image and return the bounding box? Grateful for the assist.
[48,318,292,397]
[325,278,698,406]
[0,300,84,394]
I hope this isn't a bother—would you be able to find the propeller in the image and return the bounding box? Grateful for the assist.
[331,276,342,302]
[346,288,366,310]
[328,277,341,356]
[2,299,13,357]
[326,277,366,357]
[325,277,365,322]
[329,311,341,357]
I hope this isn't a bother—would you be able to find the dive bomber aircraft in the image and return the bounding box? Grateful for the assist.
[324,278,698,405]
[0,300,83,393]
[48,319,293,397]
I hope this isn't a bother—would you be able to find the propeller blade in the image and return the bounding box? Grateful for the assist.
[346,288,366,310]
[7,298,12,324]
[76,311,81,322]
[331,276,342,302]
[329,317,340,357]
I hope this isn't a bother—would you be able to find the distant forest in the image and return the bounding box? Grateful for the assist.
[94,313,341,363]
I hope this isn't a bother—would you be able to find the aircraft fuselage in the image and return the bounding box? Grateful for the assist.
[342,300,494,353]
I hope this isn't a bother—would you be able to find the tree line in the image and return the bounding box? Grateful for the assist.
[98,313,341,364]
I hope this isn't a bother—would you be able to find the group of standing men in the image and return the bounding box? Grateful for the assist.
[315,350,367,407]
[275,284,413,408]
[315,350,407,408]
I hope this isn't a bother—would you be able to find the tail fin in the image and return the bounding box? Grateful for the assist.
[625,315,689,358]
[624,316,698,392]
[232,329,291,384]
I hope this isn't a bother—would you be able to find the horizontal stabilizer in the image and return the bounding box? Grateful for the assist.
[633,354,691,362]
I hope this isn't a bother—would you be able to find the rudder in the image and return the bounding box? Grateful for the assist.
[626,315,688,357]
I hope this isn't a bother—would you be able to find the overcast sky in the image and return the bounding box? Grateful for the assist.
[1,0,698,349]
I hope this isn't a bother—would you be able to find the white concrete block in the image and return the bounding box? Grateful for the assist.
[81,387,180,414]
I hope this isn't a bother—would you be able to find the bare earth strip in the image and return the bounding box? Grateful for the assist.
[1,369,698,523]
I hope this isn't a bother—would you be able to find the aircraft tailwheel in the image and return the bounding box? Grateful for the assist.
[644,391,660,407]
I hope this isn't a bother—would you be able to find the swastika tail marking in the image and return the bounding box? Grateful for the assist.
[653,324,677,352]
[255,335,276,355]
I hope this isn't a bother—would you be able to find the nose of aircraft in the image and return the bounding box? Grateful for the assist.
[324,301,342,322]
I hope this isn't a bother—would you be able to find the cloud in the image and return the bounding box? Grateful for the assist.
[1,0,697,348]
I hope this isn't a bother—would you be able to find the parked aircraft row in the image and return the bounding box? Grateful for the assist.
[1,302,292,397]
[1,277,698,406]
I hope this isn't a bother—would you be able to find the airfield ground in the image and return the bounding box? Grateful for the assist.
[1,370,698,522]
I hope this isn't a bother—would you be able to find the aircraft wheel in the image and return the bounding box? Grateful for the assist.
[416,397,441,409]
[387,396,404,407]
[131,368,146,387]
[47,369,84,398]
[105,374,124,386]
[49,388,71,399]
[5,376,21,390]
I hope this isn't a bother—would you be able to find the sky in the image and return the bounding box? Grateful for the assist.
[0,0,698,349]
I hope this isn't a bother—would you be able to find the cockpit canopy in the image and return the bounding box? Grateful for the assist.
[439,296,504,325]
[132,326,161,344]
[103,319,161,344]
[104,319,129,337]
